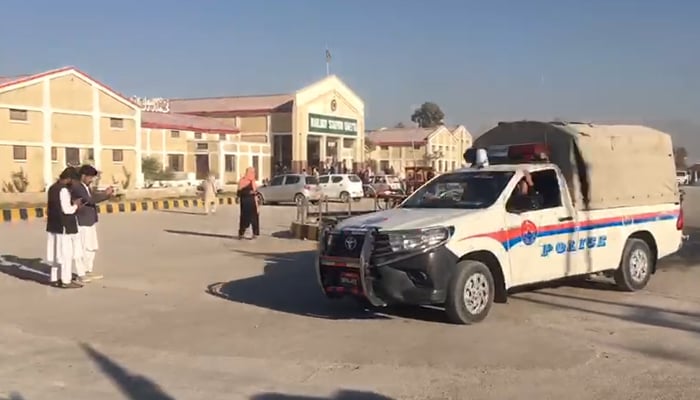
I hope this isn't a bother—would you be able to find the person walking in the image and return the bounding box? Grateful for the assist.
[202,174,218,214]
[71,164,114,283]
[237,167,260,240]
[46,167,84,289]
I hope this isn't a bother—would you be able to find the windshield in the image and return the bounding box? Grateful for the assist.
[385,176,400,183]
[401,171,514,209]
[348,175,361,182]
[677,172,687,177]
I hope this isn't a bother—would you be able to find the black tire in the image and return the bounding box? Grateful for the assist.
[256,193,265,205]
[444,260,495,325]
[614,238,652,292]
[339,191,350,203]
[294,193,305,205]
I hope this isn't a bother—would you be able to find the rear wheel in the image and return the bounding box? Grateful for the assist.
[339,191,350,203]
[614,238,652,291]
[256,193,265,205]
[445,260,495,324]
[294,193,305,205]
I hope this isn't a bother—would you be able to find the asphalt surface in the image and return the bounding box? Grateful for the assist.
[0,197,699,400]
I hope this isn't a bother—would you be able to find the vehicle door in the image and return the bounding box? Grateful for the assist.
[329,175,344,198]
[265,175,285,202]
[318,175,330,197]
[282,174,301,202]
[505,168,577,285]
[347,174,364,197]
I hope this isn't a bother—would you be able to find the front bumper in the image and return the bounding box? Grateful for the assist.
[316,228,458,306]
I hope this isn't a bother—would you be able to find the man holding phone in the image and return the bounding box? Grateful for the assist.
[71,164,114,283]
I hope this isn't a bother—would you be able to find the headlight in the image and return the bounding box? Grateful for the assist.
[387,226,452,252]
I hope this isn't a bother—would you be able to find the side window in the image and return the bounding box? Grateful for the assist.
[285,175,300,185]
[270,176,284,186]
[331,175,343,183]
[530,169,562,209]
[319,176,330,184]
[506,169,562,213]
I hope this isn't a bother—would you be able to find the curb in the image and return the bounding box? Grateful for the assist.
[1,196,237,223]
[290,221,320,241]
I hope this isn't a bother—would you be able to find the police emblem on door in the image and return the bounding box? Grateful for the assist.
[344,236,358,250]
[521,220,538,246]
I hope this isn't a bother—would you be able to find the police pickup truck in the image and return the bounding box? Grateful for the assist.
[316,121,684,324]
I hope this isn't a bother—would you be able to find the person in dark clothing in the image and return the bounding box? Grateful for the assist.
[237,167,260,239]
[46,167,84,289]
[507,170,543,212]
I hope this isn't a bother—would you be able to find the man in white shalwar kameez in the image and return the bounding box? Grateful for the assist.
[46,167,84,289]
[71,165,114,283]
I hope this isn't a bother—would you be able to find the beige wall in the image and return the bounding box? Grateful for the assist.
[52,113,93,144]
[368,143,428,175]
[293,76,365,171]
[0,69,142,192]
[0,82,43,106]
[270,112,292,133]
[141,128,271,182]
[100,149,137,189]
[0,144,44,192]
[239,115,267,132]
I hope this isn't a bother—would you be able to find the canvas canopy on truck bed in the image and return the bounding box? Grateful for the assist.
[473,121,678,210]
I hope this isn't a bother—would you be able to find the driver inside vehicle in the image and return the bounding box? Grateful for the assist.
[507,170,543,212]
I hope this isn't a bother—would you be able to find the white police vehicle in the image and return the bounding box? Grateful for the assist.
[316,121,684,324]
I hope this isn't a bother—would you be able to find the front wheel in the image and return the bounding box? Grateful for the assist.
[614,238,652,292]
[256,193,265,205]
[444,260,495,324]
[339,191,350,203]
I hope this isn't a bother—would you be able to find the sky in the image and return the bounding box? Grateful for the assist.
[1,0,698,138]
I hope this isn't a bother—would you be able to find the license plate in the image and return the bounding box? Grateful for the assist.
[339,271,360,288]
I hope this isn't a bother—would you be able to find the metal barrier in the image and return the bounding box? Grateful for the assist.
[294,195,376,224]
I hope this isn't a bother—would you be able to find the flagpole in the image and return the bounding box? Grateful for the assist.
[325,46,331,76]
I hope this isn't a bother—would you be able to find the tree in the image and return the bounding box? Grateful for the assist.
[410,102,445,128]
[142,156,174,186]
[674,146,688,169]
[394,122,406,128]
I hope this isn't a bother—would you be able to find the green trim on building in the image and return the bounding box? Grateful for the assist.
[308,113,358,135]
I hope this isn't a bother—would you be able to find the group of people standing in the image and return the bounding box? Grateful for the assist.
[46,165,113,289]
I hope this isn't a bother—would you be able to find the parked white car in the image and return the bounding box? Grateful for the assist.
[676,170,689,185]
[318,174,364,202]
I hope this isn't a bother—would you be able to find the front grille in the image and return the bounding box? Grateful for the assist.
[326,232,366,259]
[372,233,392,258]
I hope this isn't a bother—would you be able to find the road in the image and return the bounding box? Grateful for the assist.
[0,200,699,400]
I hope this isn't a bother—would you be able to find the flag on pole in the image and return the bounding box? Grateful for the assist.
[325,48,332,76]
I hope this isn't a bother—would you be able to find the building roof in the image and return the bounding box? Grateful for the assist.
[169,93,294,115]
[366,126,438,146]
[141,111,240,134]
[0,66,138,108]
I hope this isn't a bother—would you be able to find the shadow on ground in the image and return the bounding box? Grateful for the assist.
[0,254,52,286]
[81,343,176,400]
[0,392,27,400]
[250,391,395,400]
[206,249,386,320]
[206,248,452,323]
[164,229,234,239]
[514,289,700,335]
[660,227,700,266]
[157,209,206,216]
